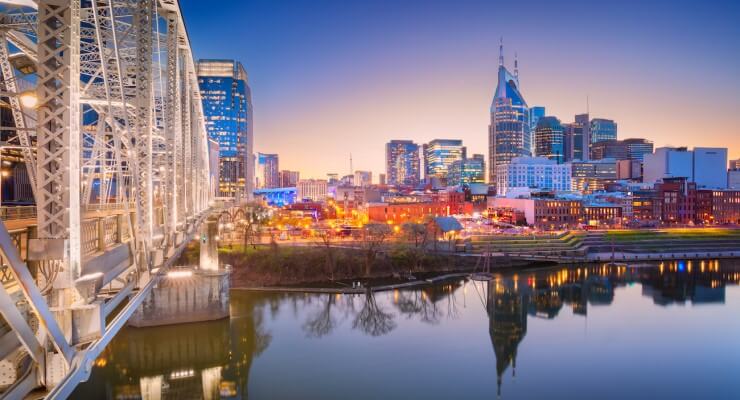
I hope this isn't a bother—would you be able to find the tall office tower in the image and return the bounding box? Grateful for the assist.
[386,140,421,186]
[574,113,590,160]
[354,170,373,187]
[279,170,300,187]
[571,159,618,194]
[534,116,565,164]
[197,59,253,198]
[256,153,279,188]
[622,138,654,161]
[529,106,546,151]
[423,139,466,183]
[590,118,617,143]
[378,173,387,185]
[489,41,530,184]
[448,154,486,186]
[591,138,654,161]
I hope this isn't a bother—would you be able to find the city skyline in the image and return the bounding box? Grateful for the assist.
[182,0,740,178]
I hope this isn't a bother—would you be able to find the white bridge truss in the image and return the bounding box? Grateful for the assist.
[0,0,215,398]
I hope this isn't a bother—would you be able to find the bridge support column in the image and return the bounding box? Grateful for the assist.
[199,218,218,271]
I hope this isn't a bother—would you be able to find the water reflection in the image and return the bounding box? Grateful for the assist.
[72,259,740,399]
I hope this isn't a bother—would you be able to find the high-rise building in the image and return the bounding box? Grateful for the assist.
[448,154,486,186]
[489,41,530,184]
[590,118,617,144]
[495,157,571,197]
[296,179,328,202]
[423,139,466,183]
[256,153,279,188]
[534,116,565,164]
[354,170,372,187]
[386,140,420,186]
[197,59,253,198]
[278,170,300,187]
[571,159,618,194]
[529,106,545,146]
[623,138,654,161]
[592,138,654,161]
[574,113,591,161]
[378,173,387,185]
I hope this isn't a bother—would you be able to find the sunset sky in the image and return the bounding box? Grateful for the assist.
[181,0,740,179]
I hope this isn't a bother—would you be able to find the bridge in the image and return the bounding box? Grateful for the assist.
[0,1,224,398]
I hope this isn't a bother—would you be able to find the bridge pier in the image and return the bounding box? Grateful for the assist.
[130,216,229,328]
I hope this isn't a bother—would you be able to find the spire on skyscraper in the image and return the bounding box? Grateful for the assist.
[514,52,519,79]
[499,37,504,66]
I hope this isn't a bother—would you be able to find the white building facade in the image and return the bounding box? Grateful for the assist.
[495,157,571,197]
[643,147,727,188]
[297,179,328,202]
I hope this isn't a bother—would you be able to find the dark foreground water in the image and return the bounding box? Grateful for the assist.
[72,259,740,400]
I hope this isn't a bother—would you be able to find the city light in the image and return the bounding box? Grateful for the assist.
[18,90,37,108]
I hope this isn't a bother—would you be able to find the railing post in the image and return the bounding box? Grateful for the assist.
[97,217,105,252]
[116,214,124,244]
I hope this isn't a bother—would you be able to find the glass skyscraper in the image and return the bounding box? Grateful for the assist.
[590,118,617,144]
[489,41,530,184]
[385,140,420,186]
[256,153,280,188]
[197,59,253,198]
[423,139,466,183]
[529,106,546,149]
[535,116,565,164]
[448,154,486,186]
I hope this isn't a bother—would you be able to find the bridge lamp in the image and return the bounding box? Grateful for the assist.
[18,90,38,109]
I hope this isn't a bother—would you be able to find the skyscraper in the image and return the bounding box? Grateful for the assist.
[354,170,372,187]
[386,140,420,186]
[489,40,530,184]
[278,170,300,187]
[590,118,617,144]
[448,154,486,186]
[529,106,545,146]
[423,139,466,183]
[534,116,565,164]
[256,153,279,188]
[564,113,590,162]
[197,59,253,198]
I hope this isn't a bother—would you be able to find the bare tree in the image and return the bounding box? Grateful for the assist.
[360,223,392,277]
[401,222,429,271]
[314,228,337,280]
[242,203,269,252]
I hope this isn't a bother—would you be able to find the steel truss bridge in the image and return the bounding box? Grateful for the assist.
[0,0,219,398]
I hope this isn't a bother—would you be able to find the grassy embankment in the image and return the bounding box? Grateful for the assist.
[179,243,480,287]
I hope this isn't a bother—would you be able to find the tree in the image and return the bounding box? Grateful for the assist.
[401,222,429,271]
[242,203,270,252]
[313,227,337,280]
[360,223,392,277]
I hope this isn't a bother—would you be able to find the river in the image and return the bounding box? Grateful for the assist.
[71,259,740,399]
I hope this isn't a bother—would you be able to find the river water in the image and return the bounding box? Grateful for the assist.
[71,259,740,399]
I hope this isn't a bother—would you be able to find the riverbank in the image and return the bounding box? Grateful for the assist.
[178,242,534,288]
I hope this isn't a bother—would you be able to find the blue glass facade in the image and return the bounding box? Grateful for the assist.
[423,139,466,182]
[385,140,420,186]
[489,43,530,183]
[197,59,253,197]
[535,116,565,164]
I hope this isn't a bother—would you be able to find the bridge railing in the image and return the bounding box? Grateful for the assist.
[0,206,37,221]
